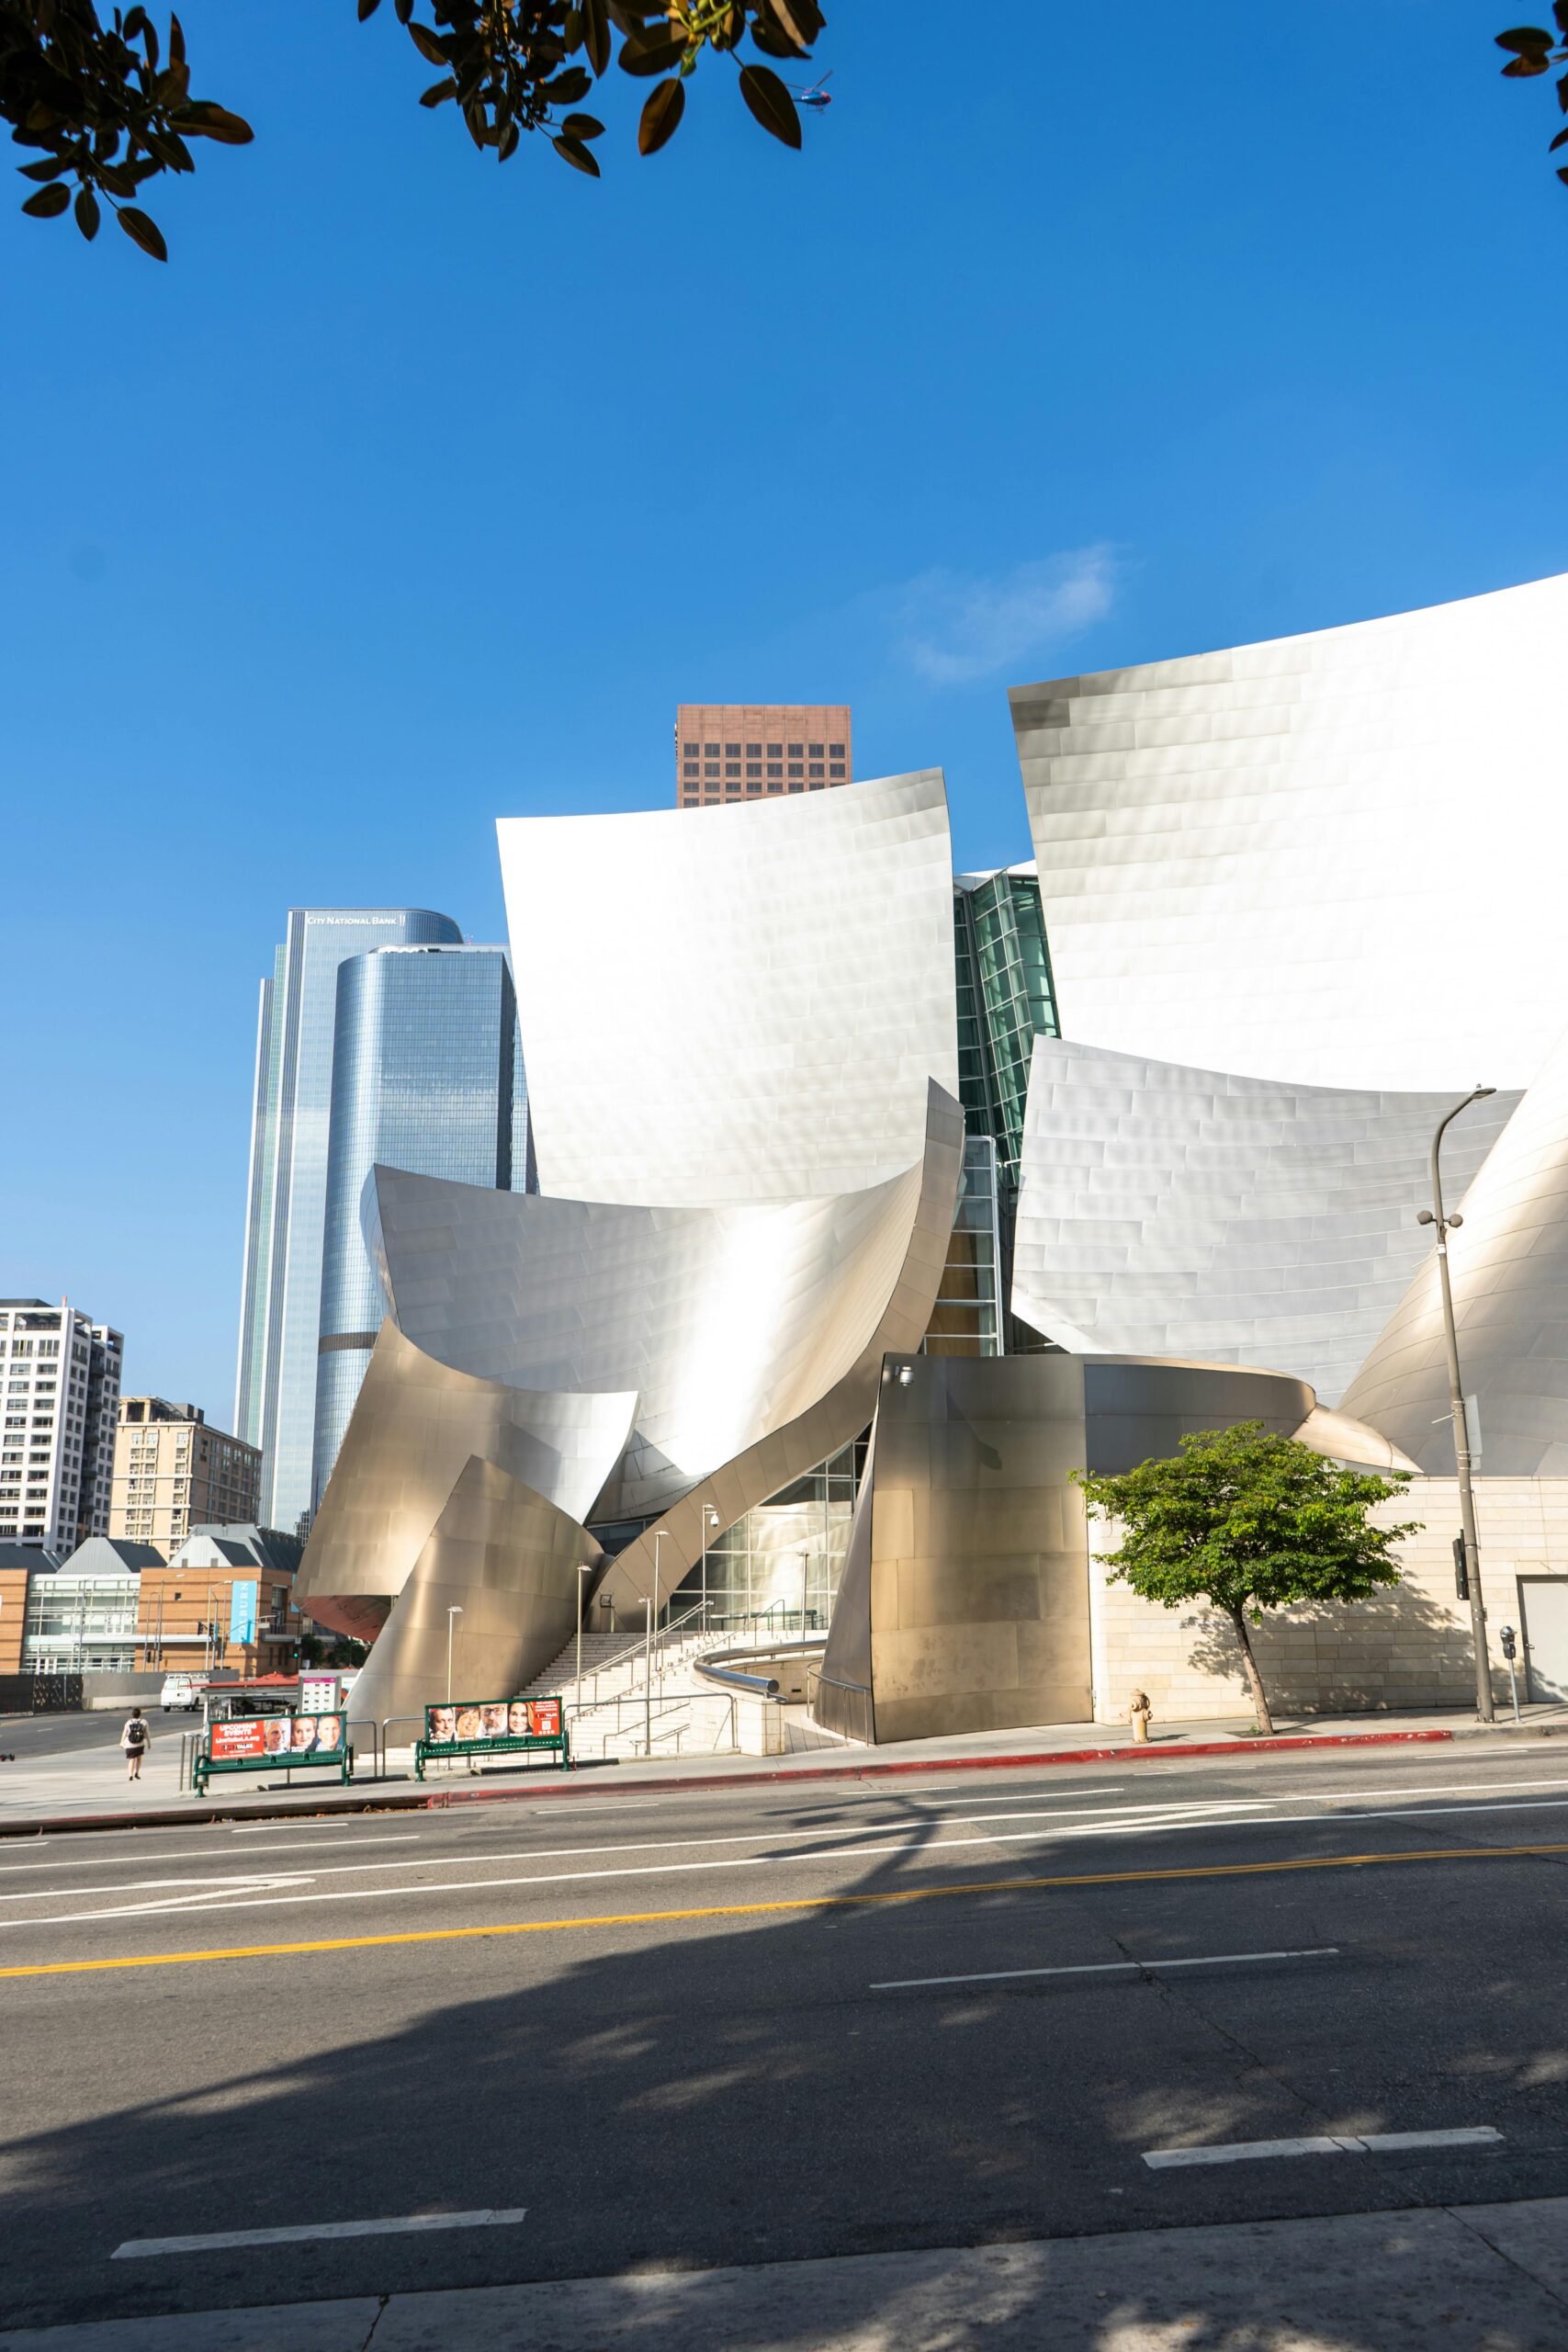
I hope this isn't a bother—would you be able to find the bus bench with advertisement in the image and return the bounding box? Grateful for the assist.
[414,1696,570,1780]
[192,1709,353,1797]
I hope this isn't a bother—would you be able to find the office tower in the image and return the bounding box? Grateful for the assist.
[311,943,529,1508]
[236,908,464,1533]
[0,1299,123,1551]
[675,704,851,806]
[109,1397,261,1559]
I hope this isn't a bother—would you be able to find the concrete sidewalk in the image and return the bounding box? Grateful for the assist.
[3,1701,1565,1836]
[3,2197,1567,2349]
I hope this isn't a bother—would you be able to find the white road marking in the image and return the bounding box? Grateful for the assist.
[0,1836,421,1876]
[1144,2127,1501,2169]
[112,2207,528,2258]
[871,1947,1340,1990]
[11,1789,1568,1930]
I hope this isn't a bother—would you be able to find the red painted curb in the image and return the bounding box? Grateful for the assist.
[0,1724,1467,1836]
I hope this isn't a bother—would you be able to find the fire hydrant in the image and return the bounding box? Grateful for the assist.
[1129,1690,1152,1744]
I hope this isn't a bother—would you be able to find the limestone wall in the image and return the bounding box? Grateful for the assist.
[1088,1476,1568,1725]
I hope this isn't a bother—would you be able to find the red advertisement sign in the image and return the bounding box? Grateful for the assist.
[423,1696,563,1749]
[209,1720,266,1762]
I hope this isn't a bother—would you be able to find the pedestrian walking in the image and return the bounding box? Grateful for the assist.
[119,1707,152,1782]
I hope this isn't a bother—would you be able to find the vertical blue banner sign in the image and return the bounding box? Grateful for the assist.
[229,1579,259,1645]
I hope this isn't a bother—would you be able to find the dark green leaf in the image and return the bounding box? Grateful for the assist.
[638,74,684,153]
[74,186,100,240]
[561,112,605,139]
[419,77,457,105]
[118,204,168,260]
[18,157,71,181]
[582,0,611,76]
[1551,123,1568,145]
[551,132,602,175]
[618,28,689,74]
[21,182,71,218]
[1559,70,1568,107]
[498,120,520,161]
[1560,163,1568,180]
[738,62,802,148]
[761,0,823,51]
[1555,0,1568,29]
[170,11,186,63]
[359,0,381,17]
[175,102,254,144]
[408,20,448,65]
[1502,52,1551,71]
[541,66,592,102]
[1495,24,1555,51]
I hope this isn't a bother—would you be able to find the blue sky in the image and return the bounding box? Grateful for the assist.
[4,0,1565,1422]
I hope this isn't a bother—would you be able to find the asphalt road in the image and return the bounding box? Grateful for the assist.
[0,1709,171,1762]
[3,1739,1568,2331]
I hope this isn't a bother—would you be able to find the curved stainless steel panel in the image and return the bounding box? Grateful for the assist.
[594,1082,964,1615]
[294,1322,634,1619]
[346,1453,600,1729]
[366,1080,964,1522]
[1342,1035,1568,1474]
[1010,572,1568,1091]
[1012,1035,1517,1400]
[497,769,959,1204]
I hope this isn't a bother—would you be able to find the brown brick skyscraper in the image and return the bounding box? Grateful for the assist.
[676,705,852,807]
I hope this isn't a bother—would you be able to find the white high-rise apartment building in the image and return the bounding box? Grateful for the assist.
[0,1299,123,1552]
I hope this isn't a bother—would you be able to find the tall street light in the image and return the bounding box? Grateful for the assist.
[446,1604,463,1705]
[1419,1085,1497,1724]
[574,1563,594,1714]
[700,1505,719,1626]
[648,1528,671,1695]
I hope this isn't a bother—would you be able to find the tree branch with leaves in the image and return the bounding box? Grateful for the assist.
[1072,1421,1420,1737]
[1495,11,1568,185]
[3,0,824,258]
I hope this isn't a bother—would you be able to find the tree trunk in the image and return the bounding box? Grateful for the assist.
[1228,1606,1275,1735]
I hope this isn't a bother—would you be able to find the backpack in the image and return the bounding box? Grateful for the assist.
[125,1718,148,1752]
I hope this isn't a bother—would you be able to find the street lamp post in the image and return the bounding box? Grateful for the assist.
[1419,1086,1497,1724]
[648,1529,669,1694]
[574,1563,594,1713]
[446,1604,463,1704]
[700,1505,719,1627]
[797,1550,808,1635]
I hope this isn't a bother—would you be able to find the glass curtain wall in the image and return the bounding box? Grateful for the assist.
[669,1442,861,1630]
[311,944,529,1511]
[22,1570,139,1672]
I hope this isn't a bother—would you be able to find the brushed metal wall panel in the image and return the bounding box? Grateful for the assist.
[1342,1032,1568,1474]
[346,1453,598,1729]
[1010,572,1568,1091]
[1012,1035,1517,1401]
[497,770,959,1204]
[366,1081,964,1524]
[295,1322,633,1618]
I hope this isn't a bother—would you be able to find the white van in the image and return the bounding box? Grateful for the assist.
[160,1671,239,1712]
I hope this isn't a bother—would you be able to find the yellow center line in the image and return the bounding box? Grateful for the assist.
[3,1840,1565,1980]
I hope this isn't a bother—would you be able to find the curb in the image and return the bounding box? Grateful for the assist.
[0,1723,1477,1839]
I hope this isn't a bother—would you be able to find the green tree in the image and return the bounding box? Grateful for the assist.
[1072,1421,1420,1737]
[1,0,824,260]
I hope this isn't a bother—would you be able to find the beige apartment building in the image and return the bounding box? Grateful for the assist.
[676,705,852,808]
[109,1398,260,1560]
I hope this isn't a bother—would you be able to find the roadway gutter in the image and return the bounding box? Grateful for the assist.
[0,1721,1509,1838]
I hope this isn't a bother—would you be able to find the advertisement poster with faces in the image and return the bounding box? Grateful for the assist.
[208,1711,346,1764]
[423,1698,563,1750]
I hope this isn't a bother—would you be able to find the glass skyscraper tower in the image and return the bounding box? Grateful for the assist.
[312,944,528,1508]
[236,908,464,1532]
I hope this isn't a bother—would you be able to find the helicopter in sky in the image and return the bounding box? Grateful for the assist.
[788,71,833,110]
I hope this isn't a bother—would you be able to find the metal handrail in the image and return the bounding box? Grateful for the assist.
[807,1664,869,1697]
[563,1690,738,1759]
[562,1599,711,1702]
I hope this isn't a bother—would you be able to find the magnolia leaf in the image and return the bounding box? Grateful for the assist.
[582,0,611,76]
[408,20,448,65]
[1495,24,1555,50]
[118,204,168,259]
[420,76,457,105]
[74,186,100,240]
[738,62,802,147]
[175,102,254,144]
[1502,51,1551,71]
[358,0,381,17]
[21,182,71,217]
[619,27,688,74]
[561,112,606,139]
[638,74,685,153]
[551,132,602,175]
